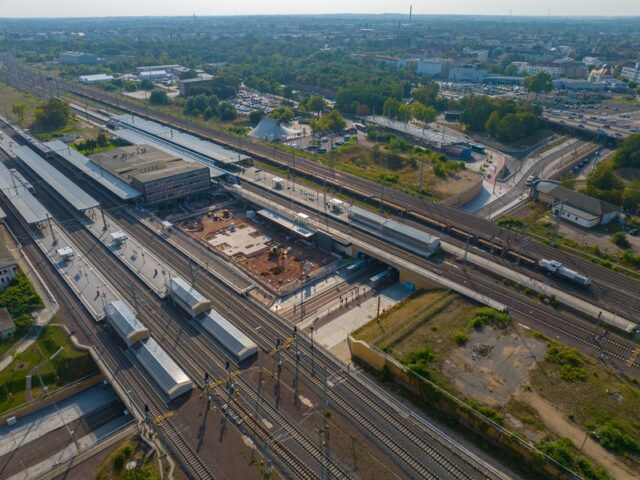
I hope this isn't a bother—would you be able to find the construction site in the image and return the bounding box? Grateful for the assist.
[178,206,338,295]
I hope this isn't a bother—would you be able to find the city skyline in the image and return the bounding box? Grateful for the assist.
[1,0,639,18]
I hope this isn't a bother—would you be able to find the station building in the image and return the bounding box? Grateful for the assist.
[90,145,211,206]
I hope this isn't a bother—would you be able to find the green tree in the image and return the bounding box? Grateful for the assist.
[382,97,402,119]
[306,95,326,116]
[32,98,71,132]
[249,109,265,126]
[218,102,237,121]
[11,103,26,126]
[523,72,553,96]
[504,64,519,76]
[484,110,501,137]
[622,180,640,210]
[411,102,436,123]
[310,110,346,135]
[614,134,640,169]
[269,107,295,123]
[96,130,109,148]
[149,89,169,105]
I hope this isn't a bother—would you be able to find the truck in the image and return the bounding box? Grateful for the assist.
[538,259,591,287]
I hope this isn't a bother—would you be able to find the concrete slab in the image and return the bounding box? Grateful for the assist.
[208,223,271,257]
[313,284,412,350]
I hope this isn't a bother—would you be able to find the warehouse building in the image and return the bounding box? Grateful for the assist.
[532,181,620,228]
[90,145,211,206]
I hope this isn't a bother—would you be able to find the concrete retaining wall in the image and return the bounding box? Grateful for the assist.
[440,175,484,207]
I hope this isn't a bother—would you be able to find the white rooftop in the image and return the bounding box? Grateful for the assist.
[0,162,51,224]
[115,114,250,165]
[166,276,209,309]
[104,300,149,346]
[131,337,193,400]
[199,309,258,362]
[15,146,100,212]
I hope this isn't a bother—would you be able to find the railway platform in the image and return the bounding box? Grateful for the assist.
[82,211,175,298]
[34,223,121,320]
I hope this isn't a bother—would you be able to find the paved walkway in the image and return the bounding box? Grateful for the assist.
[0,384,118,458]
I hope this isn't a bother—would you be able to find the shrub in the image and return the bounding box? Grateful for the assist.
[452,332,469,346]
[611,232,630,249]
[470,307,511,330]
[591,420,640,454]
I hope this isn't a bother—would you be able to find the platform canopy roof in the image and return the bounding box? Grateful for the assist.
[15,146,99,212]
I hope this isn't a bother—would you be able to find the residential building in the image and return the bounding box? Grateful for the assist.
[588,66,612,82]
[0,308,15,339]
[178,73,214,96]
[555,59,587,79]
[0,239,18,291]
[58,51,98,65]
[511,61,561,78]
[90,145,211,206]
[620,63,640,83]
[449,66,487,83]
[416,58,451,77]
[532,181,620,228]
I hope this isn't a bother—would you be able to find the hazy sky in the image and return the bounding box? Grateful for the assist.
[0,0,638,18]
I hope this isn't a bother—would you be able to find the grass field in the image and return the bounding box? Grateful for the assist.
[0,82,42,128]
[0,325,98,414]
[96,437,162,480]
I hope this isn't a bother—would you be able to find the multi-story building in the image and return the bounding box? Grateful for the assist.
[449,66,487,83]
[90,145,211,206]
[512,61,561,77]
[58,51,98,65]
[416,58,451,77]
[179,73,215,96]
[621,63,640,83]
[0,239,18,291]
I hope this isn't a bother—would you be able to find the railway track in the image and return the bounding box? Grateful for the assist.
[10,128,499,478]
[0,195,219,480]
[1,60,639,320]
[11,151,358,480]
[242,182,640,369]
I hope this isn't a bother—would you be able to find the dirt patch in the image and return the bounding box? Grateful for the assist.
[432,169,483,198]
[516,389,637,480]
[442,328,546,407]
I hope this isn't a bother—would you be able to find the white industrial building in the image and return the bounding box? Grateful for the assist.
[79,74,114,84]
[532,181,620,228]
[139,70,168,81]
[448,66,487,83]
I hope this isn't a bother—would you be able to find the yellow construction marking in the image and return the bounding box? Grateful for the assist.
[207,370,241,390]
[269,337,294,357]
[153,412,176,425]
[627,348,640,368]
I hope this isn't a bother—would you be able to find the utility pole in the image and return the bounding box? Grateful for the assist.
[47,214,57,245]
[189,260,195,287]
[462,236,470,271]
[100,205,107,231]
[310,325,315,376]
[293,326,300,405]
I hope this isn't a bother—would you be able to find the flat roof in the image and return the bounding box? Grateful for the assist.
[45,141,141,201]
[89,145,208,185]
[199,309,258,362]
[131,337,193,400]
[257,209,315,238]
[115,114,250,165]
[110,127,227,178]
[15,146,100,212]
[0,162,51,224]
